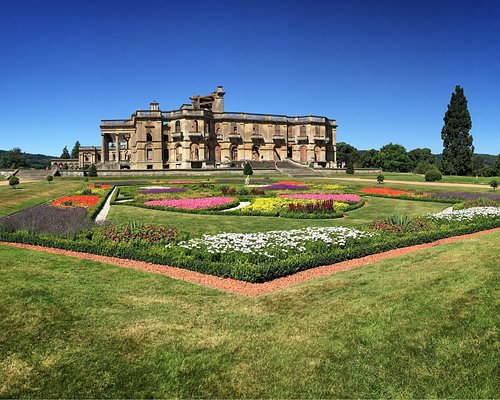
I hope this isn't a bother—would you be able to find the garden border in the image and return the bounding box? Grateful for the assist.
[1,227,499,297]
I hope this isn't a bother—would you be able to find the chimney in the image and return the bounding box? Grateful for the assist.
[150,100,159,111]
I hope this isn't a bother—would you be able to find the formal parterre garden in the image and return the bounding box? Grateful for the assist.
[1,178,500,282]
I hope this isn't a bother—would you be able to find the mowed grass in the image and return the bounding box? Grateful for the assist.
[0,231,499,398]
[107,197,447,234]
[324,171,500,185]
[0,179,85,217]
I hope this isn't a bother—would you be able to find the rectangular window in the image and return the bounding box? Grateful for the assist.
[146,148,153,160]
[147,164,153,170]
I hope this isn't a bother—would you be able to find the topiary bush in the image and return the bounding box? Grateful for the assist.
[425,169,442,182]
[377,174,384,184]
[346,164,354,174]
[243,162,253,176]
[46,175,54,183]
[490,180,499,191]
[8,176,19,188]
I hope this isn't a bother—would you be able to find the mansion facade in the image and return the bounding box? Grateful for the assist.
[78,86,337,170]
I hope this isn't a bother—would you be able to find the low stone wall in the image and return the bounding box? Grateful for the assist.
[0,169,16,178]
[59,168,280,177]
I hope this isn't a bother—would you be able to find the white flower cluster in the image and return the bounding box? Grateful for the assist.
[170,226,375,258]
[429,206,500,221]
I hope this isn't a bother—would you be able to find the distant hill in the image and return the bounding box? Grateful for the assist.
[434,153,497,166]
[0,149,56,169]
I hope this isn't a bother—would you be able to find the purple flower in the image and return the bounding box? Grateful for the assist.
[429,192,500,201]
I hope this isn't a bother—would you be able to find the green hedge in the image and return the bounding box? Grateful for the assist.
[87,186,115,220]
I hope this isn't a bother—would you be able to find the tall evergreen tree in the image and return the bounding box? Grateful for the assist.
[441,85,473,175]
[60,146,70,159]
[71,141,81,158]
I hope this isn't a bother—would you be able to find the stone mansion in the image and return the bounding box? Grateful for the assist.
[73,86,337,170]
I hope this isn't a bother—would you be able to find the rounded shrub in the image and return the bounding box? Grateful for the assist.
[346,164,354,174]
[8,176,19,188]
[377,174,384,184]
[425,169,442,182]
[46,175,54,183]
[243,162,253,176]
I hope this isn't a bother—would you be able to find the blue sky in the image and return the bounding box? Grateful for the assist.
[0,0,498,156]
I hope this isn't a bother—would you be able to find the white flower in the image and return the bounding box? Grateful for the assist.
[168,227,375,258]
[428,207,500,221]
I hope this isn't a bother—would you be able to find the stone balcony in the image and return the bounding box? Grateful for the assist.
[297,136,308,143]
[172,132,183,140]
[188,131,204,140]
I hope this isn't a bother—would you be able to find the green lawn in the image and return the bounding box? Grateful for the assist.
[0,179,85,217]
[1,230,498,398]
[107,197,447,234]
[326,172,500,185]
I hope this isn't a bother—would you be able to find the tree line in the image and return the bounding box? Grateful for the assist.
[338,85,499,177]
[0,142,81,169]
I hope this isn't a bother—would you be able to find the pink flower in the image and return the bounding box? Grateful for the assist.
[144,197,234,209]
[281,193,361,202]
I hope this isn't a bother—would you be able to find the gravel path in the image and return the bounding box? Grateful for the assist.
[221,201,251,212]
[1,227,498,296]
[94,187,117,223]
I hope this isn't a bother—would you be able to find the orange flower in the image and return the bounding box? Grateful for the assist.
[86,184,110,189]
[52,195,100,208]
[360,187,414,196]
[275,181,306,186]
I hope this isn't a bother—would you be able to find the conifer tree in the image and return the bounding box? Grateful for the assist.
[61,146,70,159]
[71,141,81,158]
[441,86,473,175]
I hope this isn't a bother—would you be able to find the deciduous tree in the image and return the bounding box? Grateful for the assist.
[0,147,28,169]
[376,143,411,172]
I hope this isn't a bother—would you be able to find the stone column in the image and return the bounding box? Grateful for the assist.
[115,134,120,162]
[101,134,109,162]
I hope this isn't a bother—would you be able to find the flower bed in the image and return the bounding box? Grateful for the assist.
[86,184,110,189]
[174,227,375,258]
[0,204,95,237]
[275,181,306,186]
[140,188,187,194]
[52,195,101,208]
[428,192,500,202]
[281,193,361,202]
[144,196,235,209]
[263,183,310,191]
[95,224,181,245]
[428,207,500,221]
[240,197,351,216]
[360,187,414,196]
[169,179,197,184]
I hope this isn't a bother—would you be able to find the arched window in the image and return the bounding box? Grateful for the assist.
[315,126,320,136]
[146,132,152,142]
[314,145,321,162]
[300,145,307,163]
[275,125,281,135]
[300,125,306,136]
[175,144,182,161]
[190,143,199,161]
[230,145,238,161]
[215,145,221,162]
[215,123,221,134]
[231,123,237,133]
[175,121,181,133]
[252,145,260,161]
[273,145,281,161]
[192,120,199,132]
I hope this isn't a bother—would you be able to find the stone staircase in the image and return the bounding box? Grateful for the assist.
[275,159,326,177]
[14,168,55,181]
